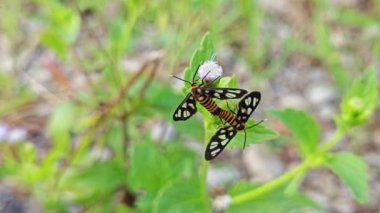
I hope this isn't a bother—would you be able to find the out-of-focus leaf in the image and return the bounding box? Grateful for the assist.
[135,144,198,212]
[129,142,170,191]
[47,102,79,151]
[229,181,320,213]
[271,109,320,158]
[39,1,80,58]
[40,31,68,58]
[153,177,209,212]
[18,142,37,164]
[313,9,350,89]
[129,141,199,211]
[61,160,126,203]
[327,152,368,203]
[332,8,379,27]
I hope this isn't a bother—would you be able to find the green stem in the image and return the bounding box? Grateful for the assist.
[320,124,346,153]
[201,120,212,209]
[231,159,313,205]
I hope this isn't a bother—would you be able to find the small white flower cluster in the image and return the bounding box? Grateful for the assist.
[198,60,223,82]
[0,123,27,143]
[213,195,232,210]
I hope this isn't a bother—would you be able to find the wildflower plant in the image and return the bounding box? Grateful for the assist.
[174,33,378,212]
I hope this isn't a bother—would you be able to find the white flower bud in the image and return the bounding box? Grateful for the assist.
[213,195,231,210]
[198,60,223,82]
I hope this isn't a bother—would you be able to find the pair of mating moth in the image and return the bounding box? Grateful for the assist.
[172,63,261,160]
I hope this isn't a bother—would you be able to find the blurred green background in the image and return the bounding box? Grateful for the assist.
[0,0,379,212]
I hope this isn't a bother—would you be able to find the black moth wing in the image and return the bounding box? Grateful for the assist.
[173,93,197,121]
[236,91,261,123]
[205,126,238,160]
[197,87,248,100]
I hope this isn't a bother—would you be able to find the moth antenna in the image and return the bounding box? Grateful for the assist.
[170,75,192,85]
[211,53,217,61]
[192,64,202,84]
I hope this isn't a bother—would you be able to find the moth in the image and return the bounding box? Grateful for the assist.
[172,63,247,121]
[205,91,262,160]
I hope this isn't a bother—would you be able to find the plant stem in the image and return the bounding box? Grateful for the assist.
[231,159,312,205]
[201,121,212,210]
[320,124,346,153]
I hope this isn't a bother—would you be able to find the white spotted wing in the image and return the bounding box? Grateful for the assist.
[173,93,197,121]
[204,91,261,160]
[205,126,237,160]
[237,91,261,123]
[197,87,248,100]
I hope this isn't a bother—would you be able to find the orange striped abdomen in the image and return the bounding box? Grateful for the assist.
[219,109,245,130]
[194,93,221,115]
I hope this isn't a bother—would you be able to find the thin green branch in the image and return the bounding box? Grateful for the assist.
[231,159,312,205]
[320,124,346,153]
[201,121,211,210]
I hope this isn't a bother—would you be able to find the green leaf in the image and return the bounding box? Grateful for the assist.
[60,161,126,204]
[338,66,378,127]
[332,8,379,27]
[218,75,238,88]
[129,142,172,192]
[129,141,197,193]
[182,32,215,93]
[39,1,80,58]
[271,109,320,158]
[47,102,79,151]
[70,161,125,191]
[228,122,279,148]
[40,31,68,58]
[229,181,320,213]
[153,177,209,212]
[327,152,368,203]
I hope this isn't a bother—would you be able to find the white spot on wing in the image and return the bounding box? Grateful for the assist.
[214,93,221,98]
[218,134,226,140]
[221,139,229,146]
[184,111,190,117]
[211,148,221,156]
[209,141,219,149]
[247,107,252,114]
[226,93,236,98]
[253,97,258,105]
[245,97,252,105]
